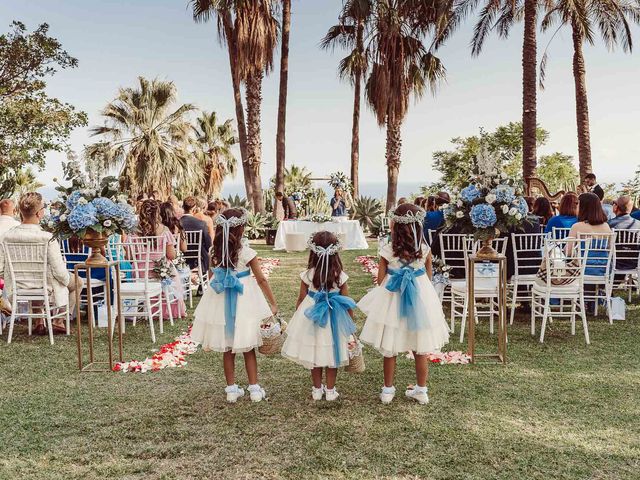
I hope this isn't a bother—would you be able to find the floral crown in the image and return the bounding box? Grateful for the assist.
[307,236,343,256]
[214,208,248,227]
[389,207,426,224]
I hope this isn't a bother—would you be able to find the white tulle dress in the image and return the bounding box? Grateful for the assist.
[359,242,450,357]
[281,269,352,369]
[191,245,272,353]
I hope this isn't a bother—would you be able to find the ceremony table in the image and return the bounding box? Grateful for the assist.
[274,219,369,251]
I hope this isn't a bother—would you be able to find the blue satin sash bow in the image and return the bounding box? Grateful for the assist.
[210,267,251,338]
[305,290,357,365]
[385,266,426,331]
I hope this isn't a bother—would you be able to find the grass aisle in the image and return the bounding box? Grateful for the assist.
[1,242,639,479]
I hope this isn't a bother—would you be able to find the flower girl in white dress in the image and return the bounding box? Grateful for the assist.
[281,231,357,401]
[359,204,450,405]
[191,208,278,403]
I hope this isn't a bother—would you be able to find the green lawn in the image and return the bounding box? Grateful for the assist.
[1,242,639,479]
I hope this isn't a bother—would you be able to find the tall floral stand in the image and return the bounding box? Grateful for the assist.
[466,252,508,364]
[75,249,124,372]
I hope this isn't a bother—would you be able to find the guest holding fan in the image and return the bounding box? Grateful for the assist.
[359,203,449,405]
[281,231,357,402]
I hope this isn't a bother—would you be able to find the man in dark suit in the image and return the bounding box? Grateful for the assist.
[584,173,604,200]
[180,196,212,275]
[274,192,297,220]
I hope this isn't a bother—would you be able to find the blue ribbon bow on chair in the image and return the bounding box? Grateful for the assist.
[304,290,357,365]
[385,266,426,331]
[211,267,251,338]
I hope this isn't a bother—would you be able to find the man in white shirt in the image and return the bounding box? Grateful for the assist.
[0,199,20,237]
[0,192,81,335]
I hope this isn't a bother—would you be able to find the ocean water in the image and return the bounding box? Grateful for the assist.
[39,182,426,201]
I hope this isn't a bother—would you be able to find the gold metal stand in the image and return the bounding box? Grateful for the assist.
[466,254,507,364]
[74,260,124,372]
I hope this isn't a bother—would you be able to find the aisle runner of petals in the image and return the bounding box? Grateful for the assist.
[114,258,281,373]
[354,255,470,365]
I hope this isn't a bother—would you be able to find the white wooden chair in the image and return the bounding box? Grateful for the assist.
[183,230,208,307]
[107,239,164,343]
[579,232,616,324]
[532,237,589,344]
[612,228,640,302]
[173,232,193,308]
[426,229,437,246]
[439,233,472,330]
[551,227,572,240]
[3,242,70,345]
[509,233,546,325]
[452,237,508,343]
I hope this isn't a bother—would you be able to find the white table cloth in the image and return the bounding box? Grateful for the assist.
[274,219,369,251]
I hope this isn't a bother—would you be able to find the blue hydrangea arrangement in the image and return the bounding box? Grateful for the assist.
[43,158,138,239]
[444,148,526,240]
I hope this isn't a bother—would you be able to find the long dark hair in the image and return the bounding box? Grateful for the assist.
[137,199,162,237]
[533,197,554,224]
[212,208,245,268]
[578,192,607,225]
[160,201,182,234]
[391,203,425,263]
[307,231,344,290]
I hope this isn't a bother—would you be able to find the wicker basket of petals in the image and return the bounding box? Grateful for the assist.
[258,315,288,355]
[344,334,365,373]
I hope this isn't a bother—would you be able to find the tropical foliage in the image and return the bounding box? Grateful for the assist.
[351,196,383,231]
[245,211,269,239]
[537,153,579,193]
[226,194,250,209]
[0,21,87,197]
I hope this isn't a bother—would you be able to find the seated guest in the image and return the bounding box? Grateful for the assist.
[0,192,82,335]
[425,195,437,212]
[423,191,449,233]
[523,196,535,213]
[608,196,640,230]
[168,194,184,219]
[602,198,615,221]
[0,199,19,237]
[193,197,215,240]
[397,197,408,206]
[180,196,212,274]
[413,196,425,209]
[569,193,612,238]
[545,192,579,236]
[274,192,297,221]
[160,201,187,253]
[631,206,640,221]
[532,196,554,227]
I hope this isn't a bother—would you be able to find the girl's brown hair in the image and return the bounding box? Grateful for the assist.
[212,208,245,268]
[307,231,344,290]
[578,192,607,225]
[137,199,162,237]
[391,203,425,263]
[558,192,579,217]
[533,197,554,224]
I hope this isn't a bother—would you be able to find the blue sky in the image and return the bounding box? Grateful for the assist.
[3,0,640,195]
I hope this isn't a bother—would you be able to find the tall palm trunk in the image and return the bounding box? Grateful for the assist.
[246,72,266,213]
[351,19,364,199]
[385,116,402,212]
[572,25,592,180]
[275,0,291,195]
[522,0,537,185]
[222,12,253,206]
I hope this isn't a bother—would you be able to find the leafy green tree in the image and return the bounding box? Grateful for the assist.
[537,152,579,193]
[0,21,87,197]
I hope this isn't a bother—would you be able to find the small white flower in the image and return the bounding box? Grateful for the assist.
[440,203,449,211]
[509,207,518,216]
[78,197,88,205]
[515,213,523,220]
[103,220,112,227]
[455,211,464,219]
[485,194,497,204]
[456,200,463,207]
[443,272,450,278]
[48,221,54,228]
[59,214,67,222]
[501,204,509,214]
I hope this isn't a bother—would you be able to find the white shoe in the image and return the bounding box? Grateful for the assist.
[405,386,429,405]
[311,385,325,401]
[380,386,396,404]
[248,384,266,403]
[225,384,245,403]
[325,388,339,402]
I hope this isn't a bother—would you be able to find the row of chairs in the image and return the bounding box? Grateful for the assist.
[438,229,640,345]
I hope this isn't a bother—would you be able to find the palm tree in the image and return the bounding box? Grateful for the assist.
[541,0,640,180]
[84,77,197,198]
[321,0,374,198]
[365,0,450,211]
[275,0,291,195]
[192,111,238,198]
[13,167,44,198]
[458,0,540,184]
[191,0,253,206]
[235,0,279,213]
